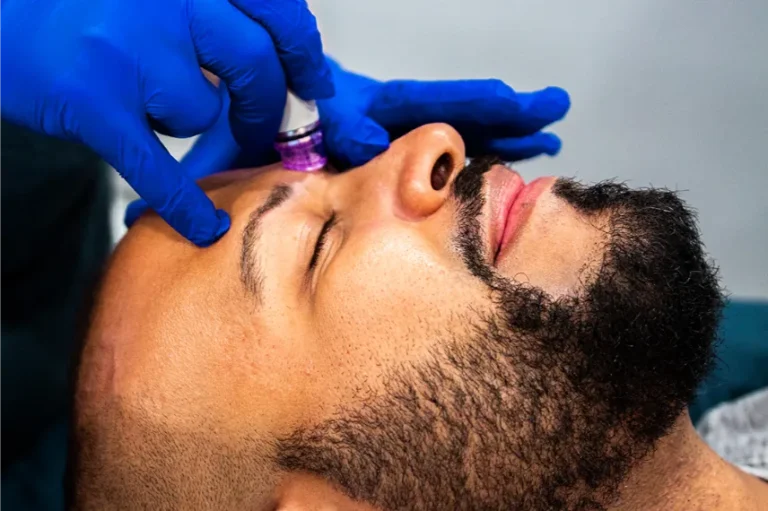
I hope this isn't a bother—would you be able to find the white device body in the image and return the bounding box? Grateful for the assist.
[279,90,320,135]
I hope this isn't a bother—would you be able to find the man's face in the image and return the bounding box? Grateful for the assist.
[81,124,722,509]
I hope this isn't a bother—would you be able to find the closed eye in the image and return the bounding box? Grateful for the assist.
[308,212,337,272]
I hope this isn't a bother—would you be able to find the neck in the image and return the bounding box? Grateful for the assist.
[610,413,767,511]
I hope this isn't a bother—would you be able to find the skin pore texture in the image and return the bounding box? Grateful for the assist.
[70,124,767,510]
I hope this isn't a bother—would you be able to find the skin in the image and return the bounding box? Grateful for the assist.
[77,124,767,510]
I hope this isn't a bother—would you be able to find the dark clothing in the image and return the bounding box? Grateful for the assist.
[2,120,112,510]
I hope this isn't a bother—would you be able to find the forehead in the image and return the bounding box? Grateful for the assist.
[85,168,306,405]
[201,164,312,208]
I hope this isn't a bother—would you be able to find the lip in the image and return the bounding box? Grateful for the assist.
[485,166,553,264]
[486,166,525,262]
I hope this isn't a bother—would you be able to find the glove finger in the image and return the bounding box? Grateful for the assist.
[125,198,151,228]
[370,80,570,138]
[123,125,247,228]
[142,47,222,138]
[466,132,563,162]
[182,81,282,171]
[82,107,230,246]
[127,82,255,228]
[487,88,570,136]
[324,56,380,94]
[179,83,242,180]
[229,0,333,100]
[190,0,286,155]
[125,82,266,229]
[322,110,390,169]
[123,131,270,228]
[317,56,387,168]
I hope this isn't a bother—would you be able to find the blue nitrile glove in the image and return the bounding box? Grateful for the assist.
[319,58,570,168]
[125,58,570,226]
[1,0,332,247]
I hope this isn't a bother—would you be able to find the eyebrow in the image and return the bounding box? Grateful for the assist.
[240,184,293,302]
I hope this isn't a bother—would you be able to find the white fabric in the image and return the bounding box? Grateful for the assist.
[697,387,768,480]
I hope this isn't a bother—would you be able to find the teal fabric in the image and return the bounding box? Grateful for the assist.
[689,300,768,424]
[1,121,112,510]
[1,420,69,510]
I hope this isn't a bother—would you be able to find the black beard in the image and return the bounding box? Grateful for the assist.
[275,160,724,510]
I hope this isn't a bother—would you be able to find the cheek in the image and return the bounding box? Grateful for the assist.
[310,225,489,392]
[499,195,609,296]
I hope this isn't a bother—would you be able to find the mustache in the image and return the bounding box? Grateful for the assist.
[450,156,502,285]
[451,156,502,206]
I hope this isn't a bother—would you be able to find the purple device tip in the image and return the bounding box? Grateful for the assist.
[275,122,327,172]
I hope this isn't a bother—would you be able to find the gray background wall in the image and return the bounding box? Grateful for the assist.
[113,0,768,298]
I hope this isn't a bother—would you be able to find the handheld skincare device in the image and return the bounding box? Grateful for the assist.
[275,90,327,172]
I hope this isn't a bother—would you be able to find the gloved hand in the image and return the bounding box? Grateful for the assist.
[320,59,570,168]
[125,58,570,226]
[1,0,332,247]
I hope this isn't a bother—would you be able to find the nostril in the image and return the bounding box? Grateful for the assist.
[430,153,453,191]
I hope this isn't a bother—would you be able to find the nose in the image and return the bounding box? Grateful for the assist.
[394,124,466,218]
[381,123,467,218]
